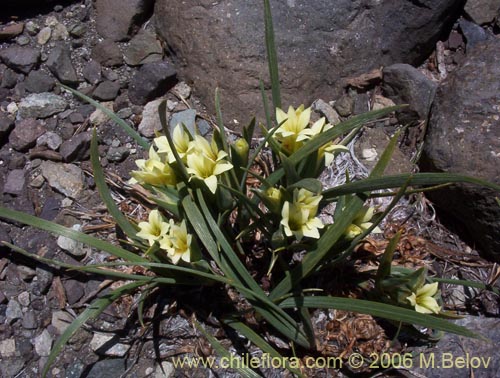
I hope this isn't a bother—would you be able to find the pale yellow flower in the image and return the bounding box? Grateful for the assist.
[154,124,191,163]
[344,206,381,239]
[159,220,192,264]
[136,209,170,246]
[307,118,349,166]
[406,282,441,314]
[281,189,324,240]
[130,147,177,187]
[274,105,312,154]
[186,150,233,194]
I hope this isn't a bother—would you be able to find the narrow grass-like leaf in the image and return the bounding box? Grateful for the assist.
[288,178,323,194]
[214,87,230,154]
[431,277,500,296]
[260,79,273,131]
[371,130,400,177]
[375,231,402,290]
[59,83,148,149]
[323,173,500,201]
[42,281,144,377]
[243,117,257,145]
[90,129,139,241]
[194,320,262,378]
[263,0,281,110]
[0,206,147,263]
[279,296,483,340]
[223,318,304,377]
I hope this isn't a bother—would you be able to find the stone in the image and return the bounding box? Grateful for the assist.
[421,38,500,261]
[89,101,114,125]
[37,131,63,150]
[40,161,84,198]
[128,61,177,105]
[52,22,69,41]
[51,311,74,334]
[68,112,85,124]
[138,98,166,137]
[1,67,19,89]
[37,26,52,45]
[312,99,341,125]
[106,146,130,162]
[46,44,79,86]
[0,358,24,378]
[0,112,14,139]
[25,70,55,93]
[5,299,22,321]
[57,224,90,258]
[91,39,123,67]
[0,46,40,74]
[171,81,191,99]
[17,265,36,281]
[95,0,155,41]
[92,80,121,101]
[90,333,130,357]
[34,329,53,357]
[82,60,102,84]
[459,19,491,48]
[154,361,174,378]
[33,265,54,296]
[9,118,46,151]
[18,92,68,119]
[59,132,92,162]
[412,316,500,377]
[86,358,126,378]
[464,0,500,24]
[69,23,87,38]
[382,63,438,123]
[25,21,40,35]
[63,280,84,305]
[0,338,16,358]
[17,291,30,307]
[16,35,30,46]
[169,109,196,135]
[124,29,163,66]
[0,22,24,41]
[22,310,38,329]
[3,169,25,196]
[196,119,212,136]
[155,0,462,128]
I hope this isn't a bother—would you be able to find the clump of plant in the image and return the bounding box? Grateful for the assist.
[1,1,499,377]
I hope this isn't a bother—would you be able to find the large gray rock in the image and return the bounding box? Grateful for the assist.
[46,44,79,86]
[464,0,500,25]
[128,61,177,105]
[421,38,500,262]
[155,0,462,128]
[0,46,40,74]
[95,0,155,41]
[18,92,68,119]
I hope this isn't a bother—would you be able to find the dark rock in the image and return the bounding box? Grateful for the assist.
[0,67,19,89]
[155,0,462,127]
[39,197,61,221]
[412,316,500,377]
[82,60,102,84]
[102,68,119,82]
[21,310,38,329]
[68,112,85,124]
[0,46,40,74]
[106,146,130,162]
[18,92,68,119]
[86,358,126,378]
[464,0,500,24]
[59,132,91,162]
[37,131,62,150]
[46,44,79,86]
[459,19,491,49]
[92,80,121,101]
[63,279,84,305]
[25,70,55,93]
[69,23,87,38]
[16,35,30,46]
[124,29,163,66]
[128,61,177,105]
[3,169,25,196]
[33,266,54,296]
[91,39,123,67]
[0,112,14,140]
[95,0,155,41]
[0,22,24,41]
[334,94,354,117]
[382,63,437,122]
[421,38,500,261]
[0,357,24,378]
[9,118,46,151]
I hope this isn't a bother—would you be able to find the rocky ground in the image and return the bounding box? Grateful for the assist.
[0,1,499,377]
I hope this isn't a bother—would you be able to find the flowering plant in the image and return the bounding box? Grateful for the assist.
[1,1,499,376]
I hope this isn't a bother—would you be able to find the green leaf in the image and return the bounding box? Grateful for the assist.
[263,0,281,111]
[323,173,500,201]
[214,87,230,154]
[90,129,139,241]
[43,281,144,377]
[288,178,323,194]
[59,83,148,149]
[279,296,483,340]
[376,231,402,290]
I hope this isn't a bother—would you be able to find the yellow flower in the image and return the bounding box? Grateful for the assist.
[307,118,349,166]
[159,220,192,264]
[154,124,191,163]
[136,209,170,246]
[406,282,441,314]
[130,147,177,187]
[281,189,324,240]
[274,105,312,154]
[344,206,381,239]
